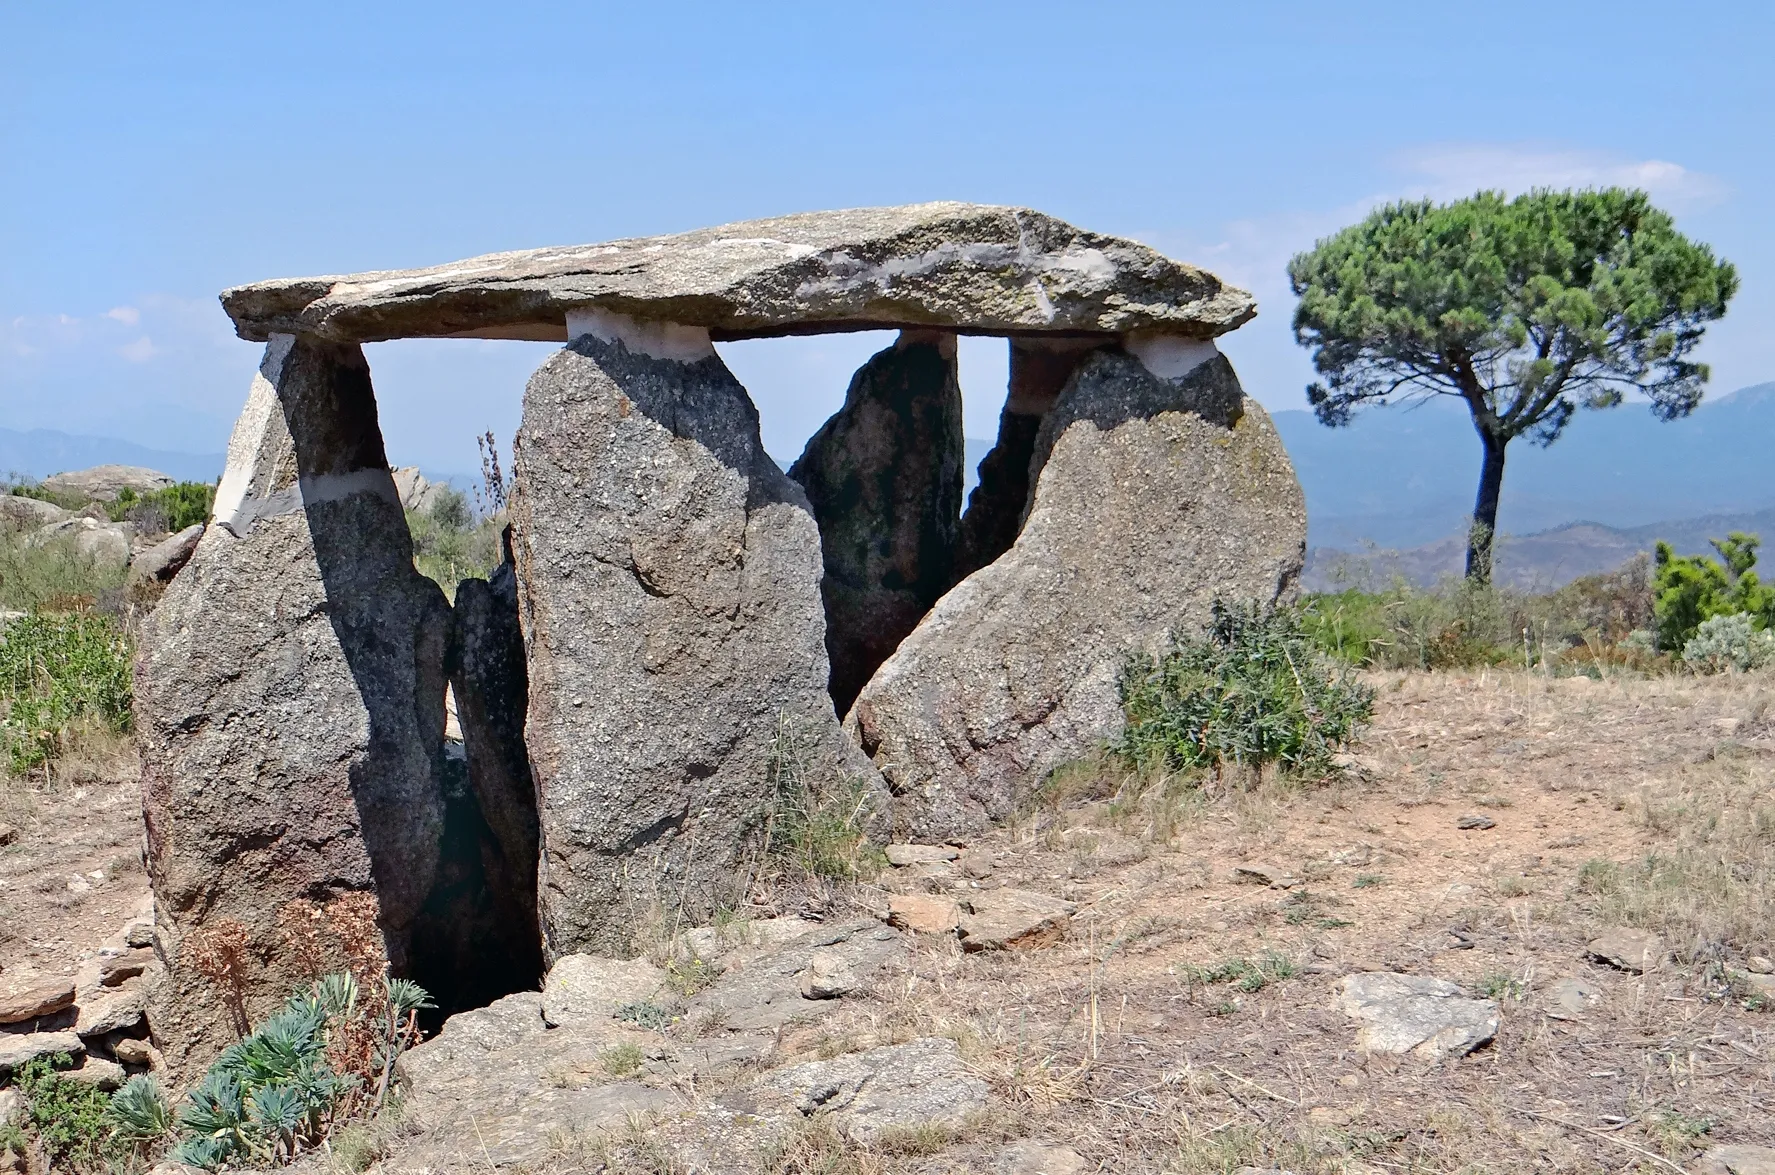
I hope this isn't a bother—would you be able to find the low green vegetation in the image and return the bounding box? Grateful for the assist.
[1306,535,1775,677]
[171,971,431,1169]
[0,610,133,773]
[108,482,216,533]
[1115,602,1373,777]
[761,710,885,881]
[406,486,503,596]
[0,528,129,615]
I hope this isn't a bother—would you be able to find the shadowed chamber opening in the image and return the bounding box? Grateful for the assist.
[370,340,547,1020]
[727,333,1085,715]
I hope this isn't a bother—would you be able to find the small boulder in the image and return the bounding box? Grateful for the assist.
[40,465,174,502]
[886,893,961,935]
[110,1037,161,1068]
[1586,930,1664,973]
[30,517,133,568]
[884,843,961,867]
[123,922,155,949]
[61,1054,125,1091]
[1695,1145,1775,1175]
[1544,976,1603,1020]
[97,949,156,988]
[1455,814,1497,831]
[75,985,148,1037]
[0,977,77,1025]
[1747,955,1774,975]
[797,949,860,1000]
[0,1030,85,1073]
[0,495,69,530]
[959,888,1075,952]
[995,1140,1088,1175]
[1336,972,1499,1061]
[129,524,204,585]
[1736,971,1775,999]
[756,1037,988,1144]
[541,955,667,1028]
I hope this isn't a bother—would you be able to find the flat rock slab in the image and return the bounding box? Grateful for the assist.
[996,1140,1089,1174]
[0,977,76,1025]
[684,920,904,1035]
[1544,976,1604,1020]
[959,888,1076,952]
[887,893,963,935]
[1587,929,1665,973]
[750,1037,989,1144]
[0,1030,84,1072]
[884,842,962,866]
[1337,972,1499,1061]
[541,955,668,1028]
[1696,1146,1775,1175]
[221,203,1253,344]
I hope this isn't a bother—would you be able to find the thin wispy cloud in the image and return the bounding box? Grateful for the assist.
[106,306,141,325]
[1395,144,1728,209]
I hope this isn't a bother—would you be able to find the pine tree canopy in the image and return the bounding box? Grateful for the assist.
[1287,188,1737,581]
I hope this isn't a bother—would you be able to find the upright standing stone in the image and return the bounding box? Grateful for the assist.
[789,330,964,712]
[954,337,1101,580]
[136,336,452,1073]
[846,344,1305,839]
[511,315,882,957]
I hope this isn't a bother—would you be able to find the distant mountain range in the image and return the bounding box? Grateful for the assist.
[0,428,225,485]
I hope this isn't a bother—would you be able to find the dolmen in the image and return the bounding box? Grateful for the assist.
[135,202,1304,1069]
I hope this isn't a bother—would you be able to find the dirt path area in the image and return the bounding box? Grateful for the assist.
[0,740,152,991]
[753,669,1775,1173]
[9,670,1775,1174]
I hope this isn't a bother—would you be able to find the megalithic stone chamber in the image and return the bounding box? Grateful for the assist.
[140,202,1303,1069]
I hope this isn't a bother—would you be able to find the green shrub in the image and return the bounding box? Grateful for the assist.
[1115,602,1374,777]
[1653,533,1773,652]
[109,482,216,534]
[0,610,134,773]
[406,488,503,597]
[0,530,129,614]
[1682,613,1775,674]
[171,971,431,1170]
[12,1053,117,1170]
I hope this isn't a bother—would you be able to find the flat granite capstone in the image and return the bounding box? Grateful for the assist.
[220,203,1254,344]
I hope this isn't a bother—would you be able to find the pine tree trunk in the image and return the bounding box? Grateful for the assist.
[1465,431,1507,584]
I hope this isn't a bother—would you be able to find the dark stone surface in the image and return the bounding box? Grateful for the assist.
[790,330,964,712]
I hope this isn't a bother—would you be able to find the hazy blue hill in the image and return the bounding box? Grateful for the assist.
[1273,381,1775,549]
[0,428,225,484]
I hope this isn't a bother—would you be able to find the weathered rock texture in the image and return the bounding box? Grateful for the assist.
[510,333,881,957]
[136,336,454,1072]
[954,337,1100,579]
[41,464,174,502]
[846,346,1305,839]
[221,203,1254,344]
[790,330,964,711]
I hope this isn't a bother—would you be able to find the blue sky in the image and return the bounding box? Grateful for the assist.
[3,1,1770,475]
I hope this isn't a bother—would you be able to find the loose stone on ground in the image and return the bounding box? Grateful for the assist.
[1337,972,1499,1061]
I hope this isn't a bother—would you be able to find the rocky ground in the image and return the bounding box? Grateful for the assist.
[7,668,1775,1173]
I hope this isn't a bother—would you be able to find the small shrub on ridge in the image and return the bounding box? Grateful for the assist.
[1114,601,1373,777]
